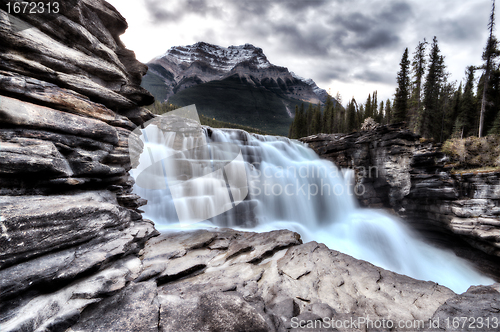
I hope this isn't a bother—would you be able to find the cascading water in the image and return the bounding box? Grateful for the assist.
[131,118,493,294]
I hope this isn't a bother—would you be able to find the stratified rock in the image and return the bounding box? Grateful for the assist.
[0,71,136,130]
[0,95,119,144]
[0,1,156,331]
[0,191,131,268]
[0,138,73,176]
[1,256,142,332]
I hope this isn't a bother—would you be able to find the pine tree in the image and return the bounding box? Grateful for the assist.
[376,100,384,123]
[421,36,447,139]
[394,48,411,123]
[306,103,314,135]
[409,40,428,132]
[437,82,456,142]
[289,105,300,138]
[290,103,308,139]
[479,0,499,137]
[322,95,334,133]
[358,104,365,123]
[490,109,500,134]
[365,93,372,119]
[385,99,393,124]
[310,104,322,134]
[455,67,477,138]
[298,103,307,138]
[372,91,378,120]
[450,82,463,137]
[486,65,500,134]
[333,92,343,133]
[346,98,357,132]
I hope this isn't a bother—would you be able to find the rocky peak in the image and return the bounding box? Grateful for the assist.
[145,42,329,108]
[157,42,272,72]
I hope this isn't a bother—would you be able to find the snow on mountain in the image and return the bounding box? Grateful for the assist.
[156,42,272,72]
[291,72,328,102]
[146,42,329,104]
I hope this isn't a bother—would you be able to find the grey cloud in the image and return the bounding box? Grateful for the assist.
[349,28,400,50]
[354,69,395,84]
[278,0,329,12]
[312,63,350,81]
[332,12,374,34]
[144,0,222,23]
[138,0,492,102]
[379,1,413,23]
[144,0,181,22]
[267,23,334,56]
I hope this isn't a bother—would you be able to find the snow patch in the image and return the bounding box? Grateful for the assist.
[160,42,272,72]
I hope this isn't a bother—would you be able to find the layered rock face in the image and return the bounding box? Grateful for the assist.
[0,1,158,330]
[301,125,500,275]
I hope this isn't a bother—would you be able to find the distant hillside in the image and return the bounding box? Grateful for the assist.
[141,42,334,136]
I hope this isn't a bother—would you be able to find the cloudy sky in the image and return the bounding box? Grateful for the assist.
[107,0,494,105]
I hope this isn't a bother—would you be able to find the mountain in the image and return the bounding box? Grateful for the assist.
[141,42,331,136]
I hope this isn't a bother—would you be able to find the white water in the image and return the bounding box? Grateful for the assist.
[131,126,493,294]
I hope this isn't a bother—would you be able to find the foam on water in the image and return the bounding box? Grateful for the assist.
[131,126,493,294]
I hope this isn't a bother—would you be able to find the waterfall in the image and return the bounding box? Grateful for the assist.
[130,117,493,294]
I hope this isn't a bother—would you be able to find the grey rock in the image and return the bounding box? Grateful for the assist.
[0,71,136,130]
[159,291,276,332]
[0,138,73,176]
[0,95,119,144]
[0,221,156,301]
[425,284,500,332]
[68,281,159,332]
[0,256,142,332]
[139,229,455,332]
[0,191,130,268]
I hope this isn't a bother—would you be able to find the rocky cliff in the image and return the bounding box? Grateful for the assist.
[1,2,499,331]
[0,1,159,330]
[301,125,500,278]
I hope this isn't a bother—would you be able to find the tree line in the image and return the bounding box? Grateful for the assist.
[289,1,500,141]
[288,91,394,139]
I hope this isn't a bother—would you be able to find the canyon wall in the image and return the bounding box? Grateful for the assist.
[302,125,500,276]
[0,1,159,330]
